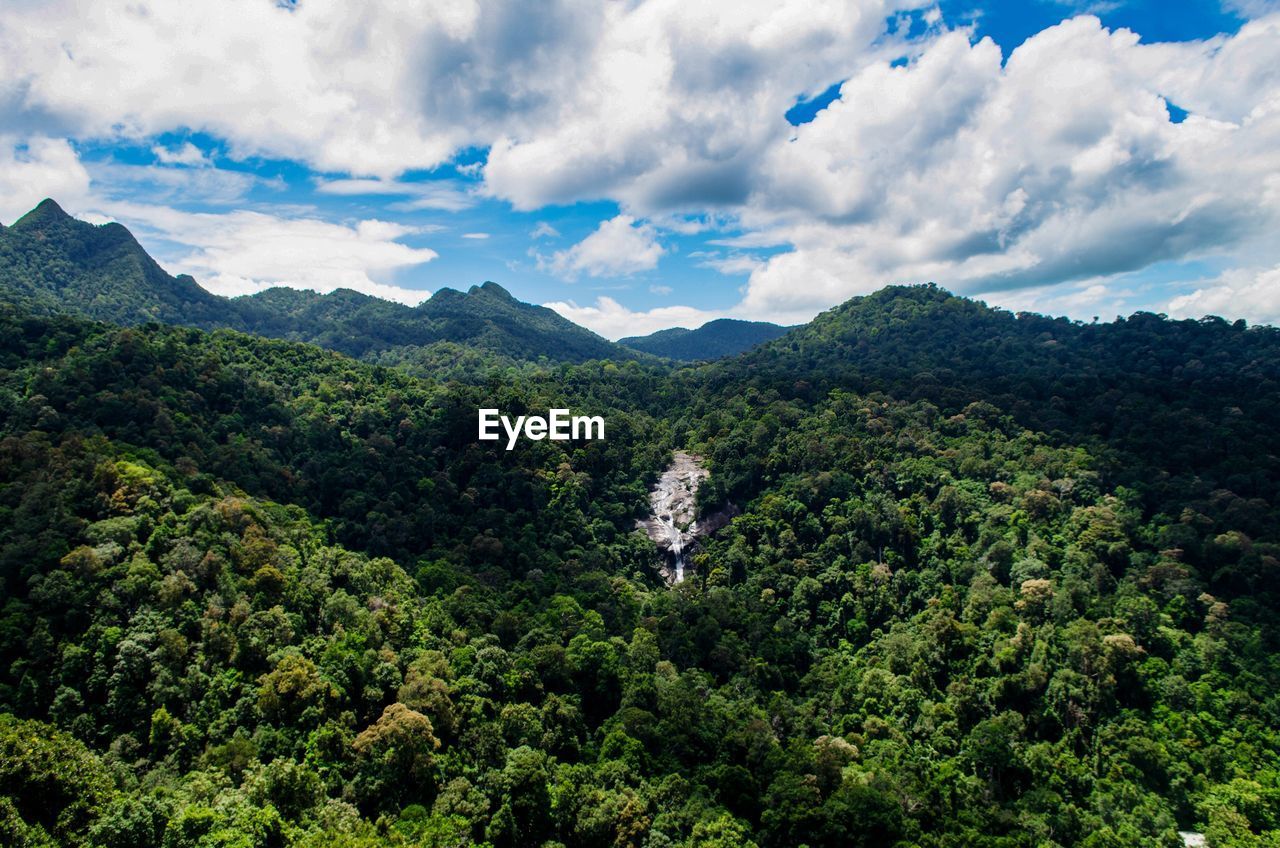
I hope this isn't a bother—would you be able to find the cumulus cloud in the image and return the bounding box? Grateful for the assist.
[1167,265,1280,323]
[0,1,451,176]
[0,136,90,222]
[100,202,437,305]
[544,296,722,339]
[4,2,1280,324]
[543,215,665,279]
[729,15,1280,319]
[0,0,921,183]
[151,142,211,167]
[482,0,920,211]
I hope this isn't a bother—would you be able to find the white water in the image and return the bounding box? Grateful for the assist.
[640,451,708,583]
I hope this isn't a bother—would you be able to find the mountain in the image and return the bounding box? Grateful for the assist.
[3,291,1280,844]
[4,219,1280,844]
[619,317,791,360]
[230,280,628,362]
[689,283,1280,508]
[732,283,1277,440]
[0,199,631,364]
[418,282,626,362]
[0,198,229,325]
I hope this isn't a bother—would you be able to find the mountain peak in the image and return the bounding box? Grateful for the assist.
[0,200,633,364]
[471,281,514,300]
[1,198,230,325]
[10,199,138,252]
[429,287,464,302]
[13,198,72,229]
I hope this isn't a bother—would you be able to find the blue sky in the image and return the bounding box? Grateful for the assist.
[2,0,1278,338]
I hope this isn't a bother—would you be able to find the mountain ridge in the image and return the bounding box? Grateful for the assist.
[619,317,792,360]
[0,199,634,364]
[3,198,230,326]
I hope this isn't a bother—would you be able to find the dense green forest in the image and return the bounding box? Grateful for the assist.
[2,277,1280,847]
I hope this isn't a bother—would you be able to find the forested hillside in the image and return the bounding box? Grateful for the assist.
[2,281,1279,847]
[619,319,791,361]
[0,199,228,326]
[0,201,630,364]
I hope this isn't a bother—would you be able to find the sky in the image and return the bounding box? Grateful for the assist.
[1,0,1279,339]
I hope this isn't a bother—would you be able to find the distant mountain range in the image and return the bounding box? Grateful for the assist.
[619,318,792,360]
[0,199,629,364]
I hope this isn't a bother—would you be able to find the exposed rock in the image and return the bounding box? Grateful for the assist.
[638,451,736,583]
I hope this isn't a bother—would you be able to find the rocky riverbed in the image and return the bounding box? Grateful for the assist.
[638,451,735,583]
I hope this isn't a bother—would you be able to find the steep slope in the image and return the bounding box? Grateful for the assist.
[619,317,791,360]
[0,199,229,325]
[0,199,633,363]
[684,284,1280,527]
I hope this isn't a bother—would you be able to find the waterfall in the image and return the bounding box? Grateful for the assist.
[639,451,708,584]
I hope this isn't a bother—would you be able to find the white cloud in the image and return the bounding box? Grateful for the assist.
[544,296,722,339]
[729,15,1280,321]
[99,202,437,305]
[0,1,454,177]
[698,253,766,276]
[974,279,1136,320]
[708,232,789,249]
[151,141,210,167]
[543,215,665,279]
[649,284,673,295]
[737,247,885,322]
[1223,1,1280,19]
[314,179,408,196]
[3,3,1280,323]
[482,0,921,211]
[462,232,490,239]
[0,136,90,222]
[0,0,921,183]
[530,222,560,239]
[1167,265,1280,323]
[1049,0,1124,15]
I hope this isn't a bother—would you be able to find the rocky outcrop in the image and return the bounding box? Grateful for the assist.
[638,452,736,583]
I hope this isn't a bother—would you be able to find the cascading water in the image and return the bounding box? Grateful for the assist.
[639,451,709,584]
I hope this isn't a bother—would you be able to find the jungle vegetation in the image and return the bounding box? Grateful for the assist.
[1,236,1279,846]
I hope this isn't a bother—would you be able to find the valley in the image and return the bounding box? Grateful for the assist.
[1,201,1279,847]
[5,0,1278,844]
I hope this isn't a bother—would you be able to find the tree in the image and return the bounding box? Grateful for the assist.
[351,703,440,813]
